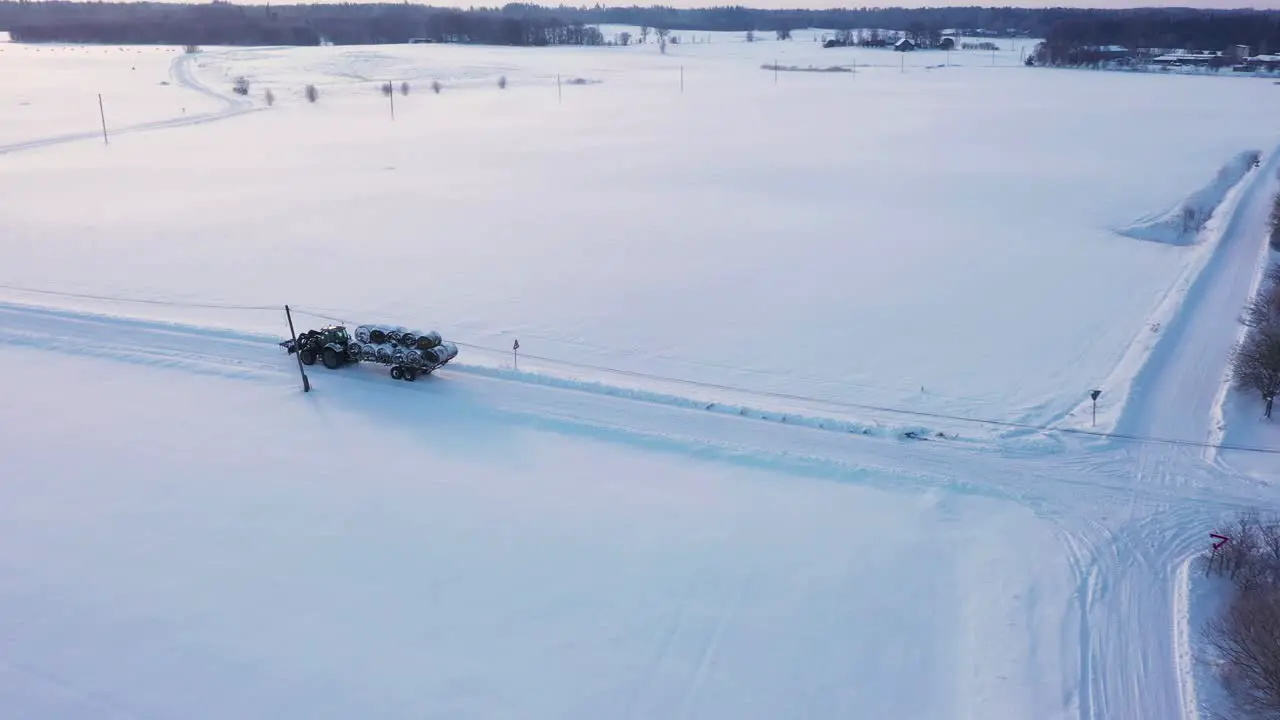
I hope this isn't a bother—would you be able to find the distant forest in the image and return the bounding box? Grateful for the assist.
[2,2,1279,55]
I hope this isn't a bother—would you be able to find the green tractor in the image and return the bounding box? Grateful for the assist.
[281,325,356,370]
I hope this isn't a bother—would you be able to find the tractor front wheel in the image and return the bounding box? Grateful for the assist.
[299,348,317,366]
[403,367,417,382]
[390,366,404,380]
[322,347,342,370]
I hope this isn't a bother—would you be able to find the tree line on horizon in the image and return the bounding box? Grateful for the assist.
[1,2,1279,51]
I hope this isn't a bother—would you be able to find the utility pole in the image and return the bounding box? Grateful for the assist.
[389,82,395,120]
[557,74,562,103]
[774,59,778,84]
[285,305,311,392]
[98,94,108,145]
[680,65,684,93]
[513,338,520,370]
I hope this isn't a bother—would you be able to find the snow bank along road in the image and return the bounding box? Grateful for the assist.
[1,148,1279,720]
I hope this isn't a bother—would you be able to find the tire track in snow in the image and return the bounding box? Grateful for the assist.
[0,51,257,156]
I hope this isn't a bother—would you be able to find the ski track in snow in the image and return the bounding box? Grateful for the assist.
[0,51,255,156]
[0,156,1276,720]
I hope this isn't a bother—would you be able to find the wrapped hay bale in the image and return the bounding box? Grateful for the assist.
[416,331,442,350]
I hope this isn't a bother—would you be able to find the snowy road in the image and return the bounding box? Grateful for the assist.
[0,51,255,156]
[1071,148,1280,720]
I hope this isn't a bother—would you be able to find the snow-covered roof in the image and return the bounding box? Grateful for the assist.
[1152,52,1219,62]
[1249,54,1280,63]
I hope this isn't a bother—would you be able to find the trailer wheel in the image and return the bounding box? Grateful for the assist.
[322,347,341,370]
[390,366,403,380]
[299,347,317,365]
[403,368,417,382]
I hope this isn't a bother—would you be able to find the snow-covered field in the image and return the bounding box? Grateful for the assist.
[2,28,1280,720]
[4,33,1280,427]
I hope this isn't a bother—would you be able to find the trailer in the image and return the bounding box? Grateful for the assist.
[280,323,458,381]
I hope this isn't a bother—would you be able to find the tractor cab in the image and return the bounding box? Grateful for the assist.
[320,325,349,346]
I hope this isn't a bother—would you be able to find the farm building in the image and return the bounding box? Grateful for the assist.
[894,38,915,52]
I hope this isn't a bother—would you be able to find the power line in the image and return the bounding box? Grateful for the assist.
[0,283,279,311]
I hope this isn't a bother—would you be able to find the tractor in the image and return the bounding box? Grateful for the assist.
[284,325,355,370]
[281,322,459,382]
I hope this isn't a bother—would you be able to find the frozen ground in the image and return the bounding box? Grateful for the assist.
[4,35,1280,430]
[2,29,1280,720]
[0,329,1078,720]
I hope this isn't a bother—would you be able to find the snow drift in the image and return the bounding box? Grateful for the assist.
[1117,150,1261,246]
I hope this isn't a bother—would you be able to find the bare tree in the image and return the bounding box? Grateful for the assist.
[264,88,275,106]
[380,81,393,97]
[431,79,442,94]
[776,28,792,40]
[618,31,631,46]
[400,81,410,96]
[497,74,507,89]
[1232,328,1280,418]
[304,83,319,103]
[1244,285,1280,331]
[745,29,755,42]
[655,26,670,53]
[1271,192,1280,251]
[640,25,650,44]
[1206,514,1280,718]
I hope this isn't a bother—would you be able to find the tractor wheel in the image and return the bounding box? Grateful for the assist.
[403,367,417,382]
[390,366,404,380]
[322,347,341,370]
[299,347,317,365]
